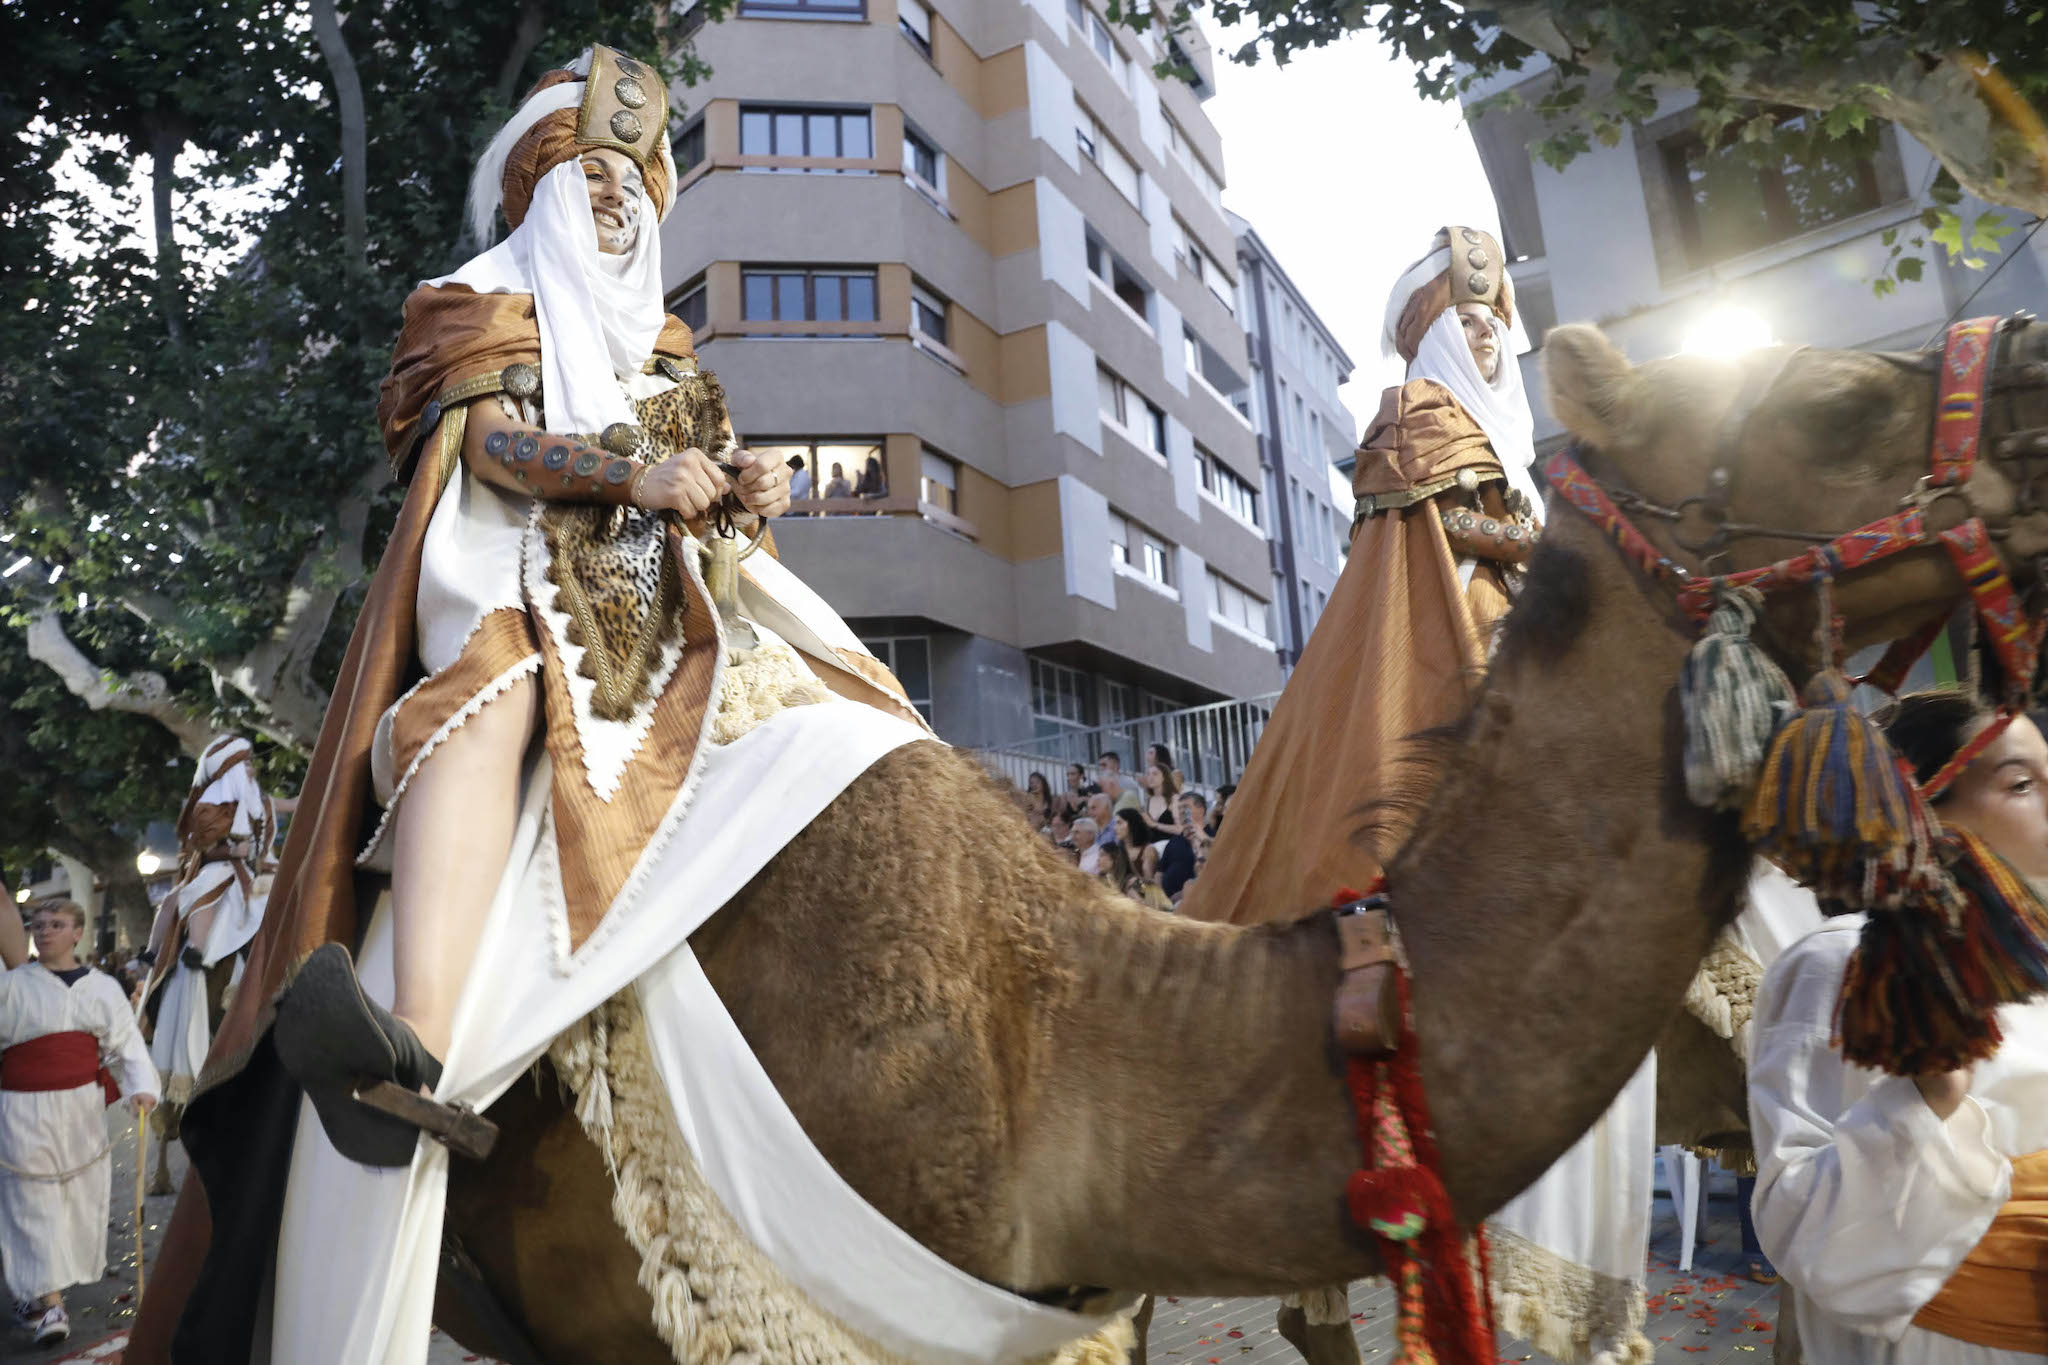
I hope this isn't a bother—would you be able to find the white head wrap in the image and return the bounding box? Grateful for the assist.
[1382,244,1541,510]
[427,50,675,436]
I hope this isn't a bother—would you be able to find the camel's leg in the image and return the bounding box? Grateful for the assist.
[1127,1294,1154,1365]
[390,677,537,1060]
[148,1103,179,1196]
[1276,1286,1361,1365]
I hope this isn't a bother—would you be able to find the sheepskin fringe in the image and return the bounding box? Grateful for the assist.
[549,993,1130,1365]
[1681,925,1763,1057]
[1489,1226,1652,1365]
[1281,1286,1352,1325]
[709,639,831,747]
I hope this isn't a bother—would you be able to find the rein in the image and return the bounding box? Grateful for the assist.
[1544,315,2048,784]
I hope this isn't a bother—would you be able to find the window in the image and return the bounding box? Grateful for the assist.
[1032,656,1092,736]
[1198,447,1259,526]
[1207,570,1270,641]
[910,280,950,348]
[1165,32,1212,98]
[1660,116,1883,271]
[741,267,877,330]
[1109,509,1174,588]
[673,118,706,175]
[740,0,864,16]
[1163,115,1223,209]
[903,124,943,196]
[919,446,959,515]
[1084,228,1151,321]
[1074,98,1140,209]
[670,277,708,334]
[1176,222,1234,312]
[1097,365,1165,457]
[1066,0,1133,92]
[1309,409,1322,456]
[898,0,933,56]
[864,636,934,724]
[738,105,873,166]
[748,439,882,508]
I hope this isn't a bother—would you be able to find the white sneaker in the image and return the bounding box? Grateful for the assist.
[32,1302,68,1345]
[10,1299,37,1329]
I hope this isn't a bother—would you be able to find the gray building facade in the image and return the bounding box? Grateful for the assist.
[661,0,1284,752]
[1229,215,1358,669]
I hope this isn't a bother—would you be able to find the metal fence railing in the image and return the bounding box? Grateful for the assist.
[972,692,1282,797]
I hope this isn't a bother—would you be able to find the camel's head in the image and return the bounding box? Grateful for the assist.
[1546,320,2048,678]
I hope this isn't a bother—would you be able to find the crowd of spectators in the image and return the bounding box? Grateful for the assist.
[1016,744,1234,912]
[786,454,889,517]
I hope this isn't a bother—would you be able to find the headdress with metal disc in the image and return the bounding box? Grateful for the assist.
[576,45,670,181]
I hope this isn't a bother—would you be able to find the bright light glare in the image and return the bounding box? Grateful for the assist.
[1681,307,1774,357]
[136,851,161,877]
[2,556,28,578]
[13,887,28,904]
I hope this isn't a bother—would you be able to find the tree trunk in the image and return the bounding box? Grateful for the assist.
[308,0,368,273]
[147,119,188,348]
[493,0,550,110]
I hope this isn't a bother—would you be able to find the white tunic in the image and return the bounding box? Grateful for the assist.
[0,964,158,1299]
[1750,916,2048,1363]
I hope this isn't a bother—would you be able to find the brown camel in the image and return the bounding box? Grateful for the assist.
[163,321,2048,1364]
[424,320,2048,1362]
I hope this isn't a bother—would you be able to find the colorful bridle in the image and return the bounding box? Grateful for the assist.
[1544,314,2048,797]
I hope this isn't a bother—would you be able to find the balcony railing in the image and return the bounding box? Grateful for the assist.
[975,691,1282,796]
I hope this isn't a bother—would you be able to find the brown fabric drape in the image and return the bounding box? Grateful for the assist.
[1178,381,1514,927]
[1912,1149,2048,1351]
[377,284,697,476]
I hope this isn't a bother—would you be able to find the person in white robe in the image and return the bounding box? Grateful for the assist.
[1751,690,2048,1363]
[0,899,159,1346]
[141,734,275,1103]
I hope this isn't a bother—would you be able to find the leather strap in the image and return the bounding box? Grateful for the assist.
[1333,905,1401,1057]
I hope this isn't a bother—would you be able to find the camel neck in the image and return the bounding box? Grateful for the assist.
[1391,513,1750,1224]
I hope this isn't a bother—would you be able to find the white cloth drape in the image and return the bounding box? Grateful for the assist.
[429,159,666,438]
[1750,915,2048,1363]
[1407,308,1541,512]
[0,964,158,1299]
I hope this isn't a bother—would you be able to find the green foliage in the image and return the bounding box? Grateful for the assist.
[0,0,724,805]
[1135,0,2048,292]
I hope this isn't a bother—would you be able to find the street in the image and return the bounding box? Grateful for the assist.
[11,1113,1788,1365]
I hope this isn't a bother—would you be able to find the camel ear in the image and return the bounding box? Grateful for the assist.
[1544,324,1634,450]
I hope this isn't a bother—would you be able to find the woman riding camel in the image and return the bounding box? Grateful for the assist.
[132,43,935,1364]
[1752,690,2048,1363]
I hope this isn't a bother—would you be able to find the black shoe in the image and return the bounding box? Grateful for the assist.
[271,943,444,1167]
[180,944,206,970]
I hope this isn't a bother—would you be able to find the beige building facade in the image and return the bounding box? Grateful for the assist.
[662,0,1281,750]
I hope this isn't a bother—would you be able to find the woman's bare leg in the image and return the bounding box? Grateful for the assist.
[183,904,216,963]
[388,676,538,1060]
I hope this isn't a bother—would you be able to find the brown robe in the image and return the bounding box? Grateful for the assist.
[1179,380,1519,927]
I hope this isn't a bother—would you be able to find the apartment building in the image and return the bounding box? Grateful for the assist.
[1461,57,2048,444]
[1230,214,1357,668]
[661,0,1282,753]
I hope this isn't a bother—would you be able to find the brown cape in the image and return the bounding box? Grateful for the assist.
[1178,380,1517,927]
[127,286,712,1363]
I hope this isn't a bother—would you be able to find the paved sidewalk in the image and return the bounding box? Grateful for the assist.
[1145,1162,1791,1364]
[21,1123,1788,1364]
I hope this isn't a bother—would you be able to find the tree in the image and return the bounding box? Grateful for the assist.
[1150,0,2047,288]
[0,0,722,770]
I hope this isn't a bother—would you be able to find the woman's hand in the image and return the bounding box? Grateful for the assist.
[732,448,792,520]
[1914,1066,1974,1120]
[126,1093,159,1117]
[634,447,728,519]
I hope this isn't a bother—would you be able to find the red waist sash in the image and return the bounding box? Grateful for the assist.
[0,1032,119,1105]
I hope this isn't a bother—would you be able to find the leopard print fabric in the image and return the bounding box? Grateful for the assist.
[540,368,738,721]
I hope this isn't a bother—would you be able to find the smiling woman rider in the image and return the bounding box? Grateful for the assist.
[1751,690,2048,1364]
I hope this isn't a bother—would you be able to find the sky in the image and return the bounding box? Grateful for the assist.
[1197,25,1502,435]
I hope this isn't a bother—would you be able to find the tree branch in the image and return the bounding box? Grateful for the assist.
[147,119,189,348]
[309,0,368,270]
[1491,7,2048,217]
[494,0,550,108]
[24,609,216,756]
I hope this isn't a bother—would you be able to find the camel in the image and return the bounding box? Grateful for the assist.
[163,319,2048,1364]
